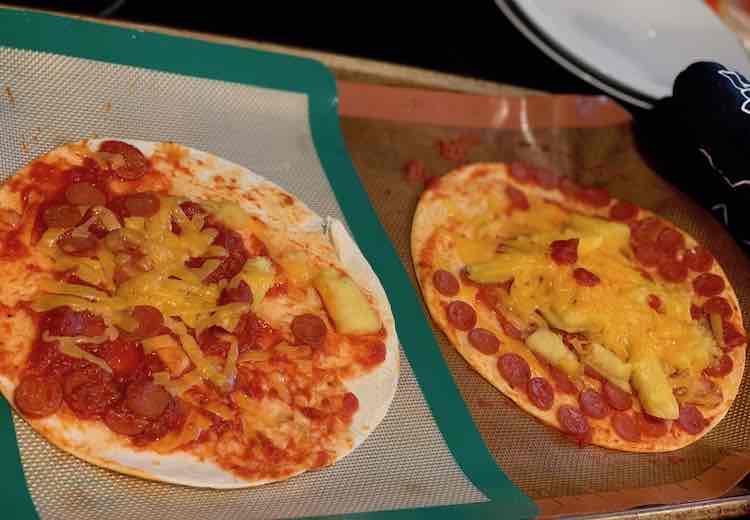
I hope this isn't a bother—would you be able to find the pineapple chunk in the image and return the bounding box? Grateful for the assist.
[526,329,582,377]
[567,214,630,247]
[235,257,275,307]
[313,268,381,335]
[278,251,316,286]
[631,357,679,420]
[579,342,632,392]
[454,235,497,264]
[465,256,519,284]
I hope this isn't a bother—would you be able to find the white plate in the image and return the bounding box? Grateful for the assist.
[496,0,750,108]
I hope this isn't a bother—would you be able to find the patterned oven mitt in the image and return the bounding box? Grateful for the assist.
[636,61,750,254]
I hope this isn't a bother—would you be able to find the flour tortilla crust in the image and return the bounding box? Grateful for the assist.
[0,139,399,488]
[411,163,745,452]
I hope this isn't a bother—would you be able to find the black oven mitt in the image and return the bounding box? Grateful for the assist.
[634,61,750,254]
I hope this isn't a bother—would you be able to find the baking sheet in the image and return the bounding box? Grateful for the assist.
[337,81,750,518]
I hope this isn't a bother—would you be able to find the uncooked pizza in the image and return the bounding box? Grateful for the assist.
[0,139,398,487]
[412,162,745,452]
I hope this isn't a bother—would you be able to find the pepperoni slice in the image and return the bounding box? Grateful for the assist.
[647,294,663,312]
[557,405,590,436]
[509,162,536,183]
[584,365,606,383]
[446,301,477,331]
[42,204,81,229]
[609,201,638,221]
[573,267,600,286]
[495,311,525,340]
[577,186,611,208]
[722,321,746,350]
[291,314,328,346]
[433,269,459,296]
[219,280,253,305]
[612,412,641,442]
[130,306,164,338]
[602,380,632,411]
[676,405,707,434]
[579,388,610,419]
[550,238,579,265]
[467,328,500,354]
[656,228,685,257]
[14,374,63,417]
[125,380,171,418]
[57,234,98,256]
[527,377,554,410]
[476,286,499,309]
[124,192,160,217]
[693,273,725,297]
[497,353,531,388]
[63,367,121,418]
[631,218,663,244]
[42,307,106,337]
[633,241,661,267]
[99,140,149,180]
[548,366,578,394]
[506,185,530,211]
[703,296,732,319]
[704,354,733,377]
[684,246,714,272]
[104,405,149,436]
[102,339,144,379]
[658,258,688,283]
[65,182,107,206]
[341,392,360,417]
[636,413,669,438]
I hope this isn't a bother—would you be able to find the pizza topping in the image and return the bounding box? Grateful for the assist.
[573,268,600,286]
[647,294,663,312]
[313,269,381,335]
[496,310,527,341]
[125,380,171,418]
[579,388,610,419]
[602,380,633,411]
[218,280,252,305]
[65,182,107,207]
[63,366,121,417]
[525,329,581,378]
[467,328,500,354]
[291,314,328,347]
[506,185,529,211]
[550,238,578,265]
[633,241,660,267]
[676,405,707,434]
[104,405,149,436]
[612,412,641,442]
[446,301,477,331]
[497,353,531,388]
[99,140,149,180]
[703,297,732,319]
[678,377,723,409]
[722,321,746,350]
[684,246,714,272]
[692,273,725,297]
[631,217,663,244]
[433,269,459,296]
[557,405,590,436]
[704,354,733,377]
[14,374,63,418]
[130,306,164,338]
[42,204,82,228]
[631,358,679,419]
[548,365,578,394]
[656,228,684,256]
[609,201,638,221]
[101,339,144,379]
[657,258,688,283]
[123,192,161,218]
[690,304,704,321]
[57,234,98,256]
[577,187,611,208]
[526,377,554,410]
[636,413,669,437]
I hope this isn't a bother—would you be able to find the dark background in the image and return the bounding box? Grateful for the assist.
[4,0,600,97]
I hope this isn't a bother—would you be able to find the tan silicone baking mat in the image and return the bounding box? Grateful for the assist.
[338,81,750,518]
